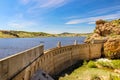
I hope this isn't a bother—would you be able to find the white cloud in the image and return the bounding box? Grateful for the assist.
[7,21,38,29]
[40,0,68,8]
[65,16,81,19]
[65,5,120,20]
[6,13,38,29]
[20,0,69,7]
[27,0,70,14]
[66,12,120,25]
[88,5,120,16]
[2,12,41,32]
[88,22,95,24]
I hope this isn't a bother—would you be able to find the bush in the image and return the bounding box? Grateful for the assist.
[96,59,120,69]
[109,74,120,80]
[111,60,120,69]
[87,61,97,68]
[97,61,113,69]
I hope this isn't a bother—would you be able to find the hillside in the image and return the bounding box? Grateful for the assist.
[0,30,91,38]
[56,32,92,37]
[0,30,54,38]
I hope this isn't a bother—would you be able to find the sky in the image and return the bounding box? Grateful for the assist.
[0,0,120,33]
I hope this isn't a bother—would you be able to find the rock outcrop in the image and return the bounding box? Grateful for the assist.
[85,19,120,58]
[104,38,120,58]
[95,19,120,36]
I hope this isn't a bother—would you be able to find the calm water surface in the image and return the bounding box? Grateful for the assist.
[0,37,85,59]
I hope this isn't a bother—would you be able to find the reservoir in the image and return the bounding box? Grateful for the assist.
[0,37,85,59]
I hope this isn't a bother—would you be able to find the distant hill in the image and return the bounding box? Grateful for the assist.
[0,30,92,38]
[56,32,92,37]
[0,30,53,38]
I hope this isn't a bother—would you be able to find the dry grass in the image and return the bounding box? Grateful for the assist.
[59,59,120,80]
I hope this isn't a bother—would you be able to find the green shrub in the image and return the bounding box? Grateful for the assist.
[99,62,112,68]
[97,59,120,69]
[109,74,120,80]
[87,61,97,68]
[111,60,120,69]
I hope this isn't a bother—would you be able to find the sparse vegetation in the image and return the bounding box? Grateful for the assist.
[87,61,97,68]
[91,74,102,80]
[59,59,120,80]
[109,74,120,80]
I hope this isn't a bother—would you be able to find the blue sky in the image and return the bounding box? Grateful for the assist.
[0,0,120,33]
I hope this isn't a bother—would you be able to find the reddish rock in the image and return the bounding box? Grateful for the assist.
[85,19,120,58]
[104,38,120,58]
[85,19,120,43]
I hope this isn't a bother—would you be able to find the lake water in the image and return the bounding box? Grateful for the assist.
[0,37,85,59]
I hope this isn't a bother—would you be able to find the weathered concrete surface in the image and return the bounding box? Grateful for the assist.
[0,45,44,80]
[31,69,54,80]
[0,43,102,80]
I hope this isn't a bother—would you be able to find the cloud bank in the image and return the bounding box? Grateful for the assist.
[66,12,120,25]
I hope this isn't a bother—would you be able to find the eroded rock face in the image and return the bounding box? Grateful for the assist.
[85,19,120,58]
[104,39,120,59]
[95,22,120,36]
[85,19,120,43]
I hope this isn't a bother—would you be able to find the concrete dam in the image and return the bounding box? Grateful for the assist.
[0,42,102,80]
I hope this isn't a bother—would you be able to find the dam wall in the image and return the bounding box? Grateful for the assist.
[0,45,44,80]
[42,43,102,75]
[0,43,102,80]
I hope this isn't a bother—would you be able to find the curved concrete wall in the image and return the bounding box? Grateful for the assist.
[0,45,44,80]
[42,43,102,75]
[0,43,102,80]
